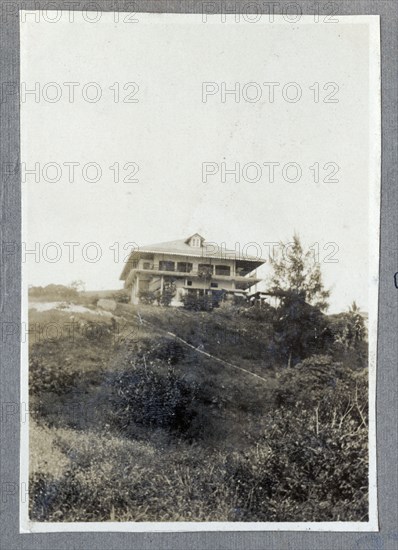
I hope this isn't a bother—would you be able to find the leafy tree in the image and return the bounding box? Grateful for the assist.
[268,235,331,366]
[70,279,86,292]
[273,292,331,366]
[269,234,330,311]
[182,292,213,311]
[160,279,176,307]
[198,265,213,294]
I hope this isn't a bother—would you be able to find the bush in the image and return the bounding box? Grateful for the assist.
[149,338,186,365]
[226,405,368,521]
[233,295,248,307]
[226,358,368,521]
[29,354,77,396]
[182,293,214,311]
[242,302,276,323]
[138,290,157,305]
[108,360,200,436]
[274,354,368,421]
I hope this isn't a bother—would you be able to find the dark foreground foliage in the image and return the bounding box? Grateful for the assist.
[108,360,200,436]
[29,302,369,522]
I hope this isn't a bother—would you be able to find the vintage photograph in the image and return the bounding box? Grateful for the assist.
[20,12,379,530]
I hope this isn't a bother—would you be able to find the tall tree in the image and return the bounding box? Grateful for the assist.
[268,234,330,311]
[268,235,331,366]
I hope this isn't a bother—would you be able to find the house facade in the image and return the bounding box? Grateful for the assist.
[120,233,266,306]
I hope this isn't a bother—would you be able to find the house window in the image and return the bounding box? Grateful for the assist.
[143,262,151,270]
[159,260,175,272]
[132,260,138,269]
[210,282,218,288]
[177,262,193,273]
[187,280,192,286]
[215,265,231,276]
[190,236,201,247]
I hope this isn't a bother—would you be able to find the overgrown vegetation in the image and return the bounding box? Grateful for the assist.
[181,292,215,311]
[29,238,369,522]
[108,359,201,436]
[138,279,176,307]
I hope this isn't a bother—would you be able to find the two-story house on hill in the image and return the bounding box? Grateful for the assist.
[120,233,266,306]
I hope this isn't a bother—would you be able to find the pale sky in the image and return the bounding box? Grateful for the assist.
[21,13,379,313]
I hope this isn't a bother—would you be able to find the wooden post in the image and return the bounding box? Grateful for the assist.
[135,275,140,303]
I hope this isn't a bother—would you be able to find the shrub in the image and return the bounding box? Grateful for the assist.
[274,354,368,423]
[242,302,276,323]
[138,290,157,305]
[108,360,200,436]
[29,354,77,396]
[233,295,248,307]
[182,293,214,311]
[149,338,186,365]
[226,402,368,521]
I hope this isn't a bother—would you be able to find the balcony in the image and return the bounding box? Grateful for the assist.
[139,263,253,276]
[125,263,260,287]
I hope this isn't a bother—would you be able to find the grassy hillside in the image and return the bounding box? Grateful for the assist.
[29,300,368,522]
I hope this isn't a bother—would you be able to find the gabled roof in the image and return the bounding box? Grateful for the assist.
[184,233,205,245]
[120,236,266,280]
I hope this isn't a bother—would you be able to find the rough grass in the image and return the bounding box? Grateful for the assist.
[28,301,369,522]
[30,421,237,522]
